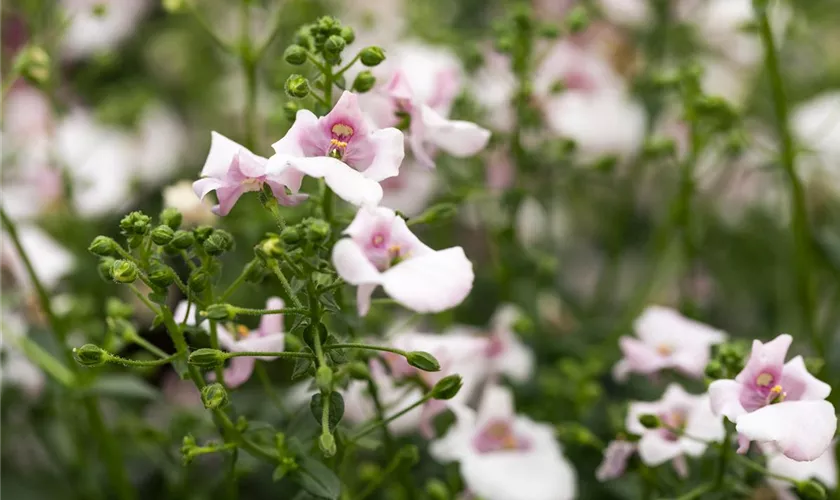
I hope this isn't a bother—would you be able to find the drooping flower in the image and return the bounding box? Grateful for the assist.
[430,384,577,500]
[361,43,491,168]
[767,442,837,500]
[332,206,474,316]
[709,334,837,461]
[626,384,724,474]
[193,131,306,216]
[268,91,402,206]
[596,439,637,481]
[613,306,727,381]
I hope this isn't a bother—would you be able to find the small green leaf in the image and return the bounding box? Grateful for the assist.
[291,356,313,380]
[148,292,167,305]
[319,293,341,313]
[292,455,341,500]
[325,335,347,365]
[309,392,345,431]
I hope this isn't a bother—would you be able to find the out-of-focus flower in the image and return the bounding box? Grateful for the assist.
[627,384,724,474]
[792,91,840,188]
[430,384,577,500]
[340,0,406,46]
[135,105,188,186]
[709,334,837,461]
[613,306,727,381]
[361,43,491,168]
[332,206,474,316]
[470,51,517,133]
[467,304,534,383]
[193,132,306,216]
[2,225,74,292]
[379,159,438,216]
[60,0,150,60]
[163,180,215,226]
[767,442,837,500]
[268,91,401,206]
[0,308,46,398]
[596,439,637,481]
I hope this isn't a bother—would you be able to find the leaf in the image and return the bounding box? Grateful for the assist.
[309,392,344,431]
[292,357,314,380]
[85,374,160,400]
[292,455,341,500]
[319,293,341,313]
[148,292,167,305]
[325,335,347,365]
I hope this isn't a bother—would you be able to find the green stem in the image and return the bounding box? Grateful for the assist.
[267,260,304,308]
[188,4,231,53]
[209,320,227,387]
[669,483,712,500]
[755,3,823,362]
[334,53,361,77]
[323,343,408,357]
[230,306,308,316]
[352,393,433,442]
[105,353,180,367]
[81,398,137,500]
[15,337,76,387]
[221,266,250,301]
[126,333,170,359]
[240,1,257,150]
[732,453,798,485]
[715,425,733,488]
[225,351,315,360]
[127,284,161,316]
[354,447,409,500]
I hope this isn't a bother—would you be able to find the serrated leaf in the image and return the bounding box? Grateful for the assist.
[151,314,164,329]
[85,374,160,400]
[309,393,344,431]
[325,335,347,365]
[290,315,309,336]
[292,357,314,380]
[319,293,341,313]
[292,455,341,500]
[291,278,306,295]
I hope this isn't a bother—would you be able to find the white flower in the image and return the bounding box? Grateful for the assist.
[2,225,74,292]
[0,308,46,398]
[163,180,216,226]
[767,442,837,500]
[61,0,150,60]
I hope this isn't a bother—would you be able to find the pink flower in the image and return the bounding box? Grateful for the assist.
[613,306,727,381]
[708,334,837,461]
[767,441,837,500]
[268,91,402,206]
[363,43,491,168]
[332,206,474,316]
[467,304,534,383]
[430,384,577,500]
[193,132,306,216]
[596,440,637,481]
[626,384,724,473]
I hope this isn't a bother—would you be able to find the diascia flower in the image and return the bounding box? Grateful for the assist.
[430,384,577,500]
[708,334,837,461]
[193,132,307,216]
[613,306,727,381]
[626,384,724,475]
[332,206,474,316]
[267,90,403,206]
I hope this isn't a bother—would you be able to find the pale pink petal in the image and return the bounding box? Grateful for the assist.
[379,247,474,314]
[215,325,237,351]
[332,239,383,285]
[271,110,321,157]
[361,127,405,182]
[476,384,516,427]
[672,455,689,478]
[708,379,748,421]
[735,400,837,461]
[220,356,256,388]
[356,283,378,317]
[408,129,437,168]
[736,334,792,385]
[670,349,713,379]
[193,177,225,201]
[596,440,636,481]
[611,359,631,382]
[767,442,838,490]
[235,334,285,360]
[781,355,831,401]
[419,105,491,158]
[202,131,248,177]
[258,297,285,336]
[685,395,726,443]
[266,180,309,206]
[617,337,670,375]
[288,156,383,207]
[637,434,684,466]
[212,184,249,216]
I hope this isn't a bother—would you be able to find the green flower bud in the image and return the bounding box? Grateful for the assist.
[324,35,346,55]
[352,70,376,93]
[319,432,336,457]
[88,236,120,257]
[797,480,827,500]
[315,366,333,392]
[294,28,313,50]
[638,414,661,429]
[426,479,451,500]
[243,259,268,284]
[285,74,310,99]
[188,269,210,293]
[204,303,236,321]
[98,257,116,282]
[565,6,590,34]
[119,211,151,236]
[200,382,228,409]
[106,298,134,318]
[431,374,463,400]
[704,360,725,380]
[358,462,380,482]
[284,45,308,65]
[412,203,458,226]
[283,101,300,123]
[203,230,234,256]
[169,230,195,250]
[406,351,441,372]
[359,46,385,66]
[642,136,677,159]
[148,262,176,288]
[538,22,561,39]
[151,225,175,245]
[258,237,285,259]
[340,26,355,44]
[280,226,301,245]
[189,348,227,369]
[304,218,330,242]
[111,259,138,284]
[397,444,419,465]
[14,45,50,86]
[159,207,183,229]
[347,361,370,380]
[193,225,214,243]
[74,344,108,367]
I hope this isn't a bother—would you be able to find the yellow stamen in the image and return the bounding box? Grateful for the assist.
[756,373,773,387]
[331,123,354,137]
[237,325,250,338]
[330,138,348,148]
[656,344,673,356]
[372,234,384,246]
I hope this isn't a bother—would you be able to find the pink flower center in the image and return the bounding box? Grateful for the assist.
[328,123,354,160]
[486,334,505,358]
[659,409,688,442]
[473,419,532,454]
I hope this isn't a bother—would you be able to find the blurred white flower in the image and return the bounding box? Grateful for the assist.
[135,105,188,186]
[2,225,74,292]
[767,442,837,500]
[379,159,438,217]
[60,0,151,60]
[792,91,840,187]
[163,180,216,226]
[0,308,46,398]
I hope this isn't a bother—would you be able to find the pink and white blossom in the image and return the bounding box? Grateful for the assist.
[193,131,307,216]
[268,91,402,206]
[708,334,837,461]
[332,206,474,316]
[60,0,150,60]
[430,384,577,500]
[452,305,534,383]
[613,306,727,381]
[767,442,837,500]
[379,159,438,217]
[626,384,724,473]
[596,439,637,481]
[163,180,216,226]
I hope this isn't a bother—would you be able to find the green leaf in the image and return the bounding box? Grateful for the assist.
[148,292,167,305]
[291,356,313,380]
[325,335,347,365]
[85,374,160,400]
[309,392,344,431]
[319,293,341,313]
[292,455,341,500]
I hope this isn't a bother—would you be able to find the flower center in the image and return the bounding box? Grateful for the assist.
[236,324,250,340]
[767,384,786,404]
[473,419,531,454]
[656,344,673,356]
[660,409,688,441]
[755,372,774,387]
[329,123,354,160]
[371,233,386,249]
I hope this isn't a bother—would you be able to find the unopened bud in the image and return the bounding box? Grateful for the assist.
[638,414,661,429]
[204,304,236,321]
[111,260,138,284]
[797,480,827,500]
[347,361,370,380]
[324,35,346,55]
[412,203,458,226]
[359,46,385,66]
[200,382,228,409]
[426,479,451,500]
[340,26,355,44]
[169,230,195,250]
[319,432,336,457]
[406,351,441,372]
[89,236,120,257]
[431,374,463,400]
[283,101,300,123]
[704,360,725,380]
[284,45,308,65]
[74,344,108,367]
[304,218,330,242]
[193,225,214,243]
[148,262,176,288]
[243,259,268,284]
[398,444,420,465]
[151,225,175,245]
[14,45,50,85]
[98,257,116,282]
[188,269,210,293]
[565,6,590,34]
[642,136,677,159]
[280,226,301,245]
[189,348,227,369]
[106,298,134,318]
[119,211,151,236]
[258,237,284,259]
[285,74,310,99]
[203,230,234,256]
[162,0,186,13]
[352,71,376,93]
[160,207,183,229]
[315,366,333,392]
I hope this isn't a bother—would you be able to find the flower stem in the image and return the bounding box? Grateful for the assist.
[240,0,257,150]
[105,353,180,367]
[230,306,308,316]
[209,320,227,387]
[351,393,433,442]
[323,343,408,357]
[225,351,315,360]
[267,259,305,308]
[715,424,733,489]
[755,2,823,361]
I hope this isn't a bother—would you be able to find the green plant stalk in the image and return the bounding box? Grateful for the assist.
[231,306,308,316]
[220,265,251,301]
[352,393,433,442]
[225,351,315,360]
[209,320,227,387]
[756,4,823,361]
[354,446,410,500]
[105,353,180,367]
[715,425,733,488]
[240,0,257,150]
[0,206,135,500]
[322,343,409,357]
[267,260,305,308]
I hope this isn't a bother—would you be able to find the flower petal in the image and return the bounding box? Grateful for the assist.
[419,105,491,158]
[235,334,285,360]
[220,356,256,388]
[596,440,636,481]
[201,131,246,177]
[781,355,831,401]
[735,334,792,385]
[288,156,383,207]
[637,434,685,466]
[271,110,321,157]
[476,384,516,427]
[736,400,837,461]
[361,127,405,182]
[709,379,748,421]
[332,239,383,285]
[380,247,474,314]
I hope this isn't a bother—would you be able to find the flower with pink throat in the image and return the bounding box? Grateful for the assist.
[613,306,727,381]
[193,132,307,216]
[267,91,402,206]
[430,384,577,500]
[362,43,491,168]
[626,384,724,476]
[332,206,474,316]
[708,334,837,461]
